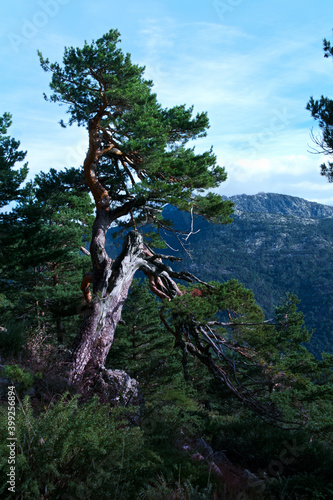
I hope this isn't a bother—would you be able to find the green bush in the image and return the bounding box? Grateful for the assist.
[0,393,160,499]
[1,365,35,391]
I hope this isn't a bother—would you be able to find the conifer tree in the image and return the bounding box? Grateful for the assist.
[38,29,234,388]
[271,294,333,430]
[307,34,333,181]
[0,113,29,331]
[0,112,28,208]
[0,168,94,343]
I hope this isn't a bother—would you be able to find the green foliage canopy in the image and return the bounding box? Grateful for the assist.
[38,29,233,224]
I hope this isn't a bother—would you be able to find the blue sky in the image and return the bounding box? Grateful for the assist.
[1,0,333,204]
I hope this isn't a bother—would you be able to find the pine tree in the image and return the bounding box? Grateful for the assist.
[0,168,94,344]
[307,34,333,181]
[0,112,28,208]
[0,112,29,333]
[37,29,234,389]
[270,294,333,431]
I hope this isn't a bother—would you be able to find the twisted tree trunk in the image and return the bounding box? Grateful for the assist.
[69,227,145,387]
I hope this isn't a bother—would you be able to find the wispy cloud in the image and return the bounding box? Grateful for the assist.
[135,16,332,203]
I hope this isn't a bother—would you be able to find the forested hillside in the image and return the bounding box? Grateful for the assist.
[148,194,333,358]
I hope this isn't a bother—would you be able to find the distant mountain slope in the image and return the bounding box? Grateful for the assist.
[161,194,333,358]
[224,192,333,218]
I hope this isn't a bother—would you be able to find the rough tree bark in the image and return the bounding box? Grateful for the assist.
[69,229,146,385]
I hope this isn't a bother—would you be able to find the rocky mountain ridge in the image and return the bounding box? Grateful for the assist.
[223,192,333,219]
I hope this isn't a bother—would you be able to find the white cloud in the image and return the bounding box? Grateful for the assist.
[229,155,317,181]
[216,153,333,205]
